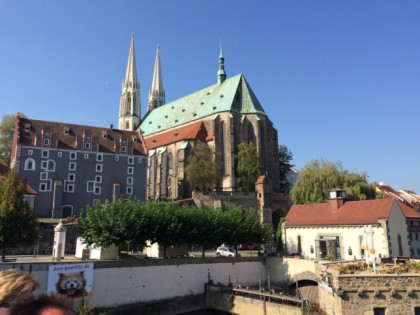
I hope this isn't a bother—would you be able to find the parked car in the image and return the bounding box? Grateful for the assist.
[216,246,239,257]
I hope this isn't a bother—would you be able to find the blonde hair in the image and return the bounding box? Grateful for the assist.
[0,269,38,304]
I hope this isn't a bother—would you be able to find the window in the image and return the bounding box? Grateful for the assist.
[58,152,62,157]
[416,233,419,241]
[94,186,101,195]
[39,180,51,192]
[24,158,36,171]
[42,150,49,158]
[96,164,103,172]
[84,154,89,159]
[93,199,100,206]
[97,154,103,162]
[128,156,134,164]
[28,150,33,156]
[41,161,48,170]
[40,172,48,180]
[69,162,76,171]
[85,143,90,150]
[64,182,75,193]
[415,307,420,315]
[68,173,75,182]
[43,139,50,146]
[115,156,119,162]
[70,152,77,160]
[373,308,386,315]
[64,127,69,135]
[122,146,127,153]
[126,186,133,195]
[87,181,95,192]
[95,175,102,183]
[46,160,55,171]
[127,177,133,185]
[417,249,420,255]
[128,167,134,175]
[138,157,142,163]
[39,183,48,192]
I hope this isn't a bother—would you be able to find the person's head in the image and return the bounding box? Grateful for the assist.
[9,295,75,315]
[0,269,38,315]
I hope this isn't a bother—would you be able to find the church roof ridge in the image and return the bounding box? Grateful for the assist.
[140,73,267,136]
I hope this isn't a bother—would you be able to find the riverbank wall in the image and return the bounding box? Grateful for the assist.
[0,256,265,313]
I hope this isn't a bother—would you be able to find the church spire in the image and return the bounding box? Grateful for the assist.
[147,44,166,112]
[217,44,226,85]
[118,33,141,131]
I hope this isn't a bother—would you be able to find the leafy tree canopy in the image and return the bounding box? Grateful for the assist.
[0,168,39,260]
[278,144,294,193]
[237,142,260,193]
[290,159,376,205]
[185,142,220,192]
[79,200,267,258]
[0,114,17,165]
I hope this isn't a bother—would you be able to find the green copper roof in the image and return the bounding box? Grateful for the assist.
[140,74,266,136]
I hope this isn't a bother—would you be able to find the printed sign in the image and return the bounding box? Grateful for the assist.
[47,263,94,298]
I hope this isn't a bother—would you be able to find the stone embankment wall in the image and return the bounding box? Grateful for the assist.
[0,256,265,313]
[266,257,317,284]
[319,272,420,315]
[206,287,302,315]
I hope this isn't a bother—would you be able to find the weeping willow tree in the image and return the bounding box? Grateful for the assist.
[290,159,376,205]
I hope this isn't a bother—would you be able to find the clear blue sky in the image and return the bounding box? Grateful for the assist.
[1,1,419,193]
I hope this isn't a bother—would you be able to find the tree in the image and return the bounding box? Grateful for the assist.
[0,114,16,165]
[237,142,260,193]
[290,159,376,205]
[79,199,145,253]
[185,142,220,192]
[0,168,39,261]
[278,144,294,193]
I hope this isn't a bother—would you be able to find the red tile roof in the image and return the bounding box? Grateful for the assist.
[0,159,37,195]
[398,201,420,219]
[286,199,396,226]
[15,117,147,155]
[143,121,212,149]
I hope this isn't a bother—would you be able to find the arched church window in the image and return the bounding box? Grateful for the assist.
[220,121,227,175]
[24,158,36,171]
[260,124,266,171]
[247,123,255,143]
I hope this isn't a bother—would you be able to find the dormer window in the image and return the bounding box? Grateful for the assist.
[43,139,50,146]
[121,146,126,153]
[85,143,90,150]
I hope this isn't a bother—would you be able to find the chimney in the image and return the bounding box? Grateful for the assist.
[328,188,346,210]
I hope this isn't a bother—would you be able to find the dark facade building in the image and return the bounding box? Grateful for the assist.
[11,117,147,218]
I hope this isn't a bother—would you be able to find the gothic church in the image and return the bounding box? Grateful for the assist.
[118,34,280,201]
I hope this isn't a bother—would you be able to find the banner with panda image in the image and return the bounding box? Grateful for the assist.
[47,263,94,298]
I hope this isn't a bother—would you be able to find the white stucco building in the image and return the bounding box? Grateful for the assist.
[284,189,420,261]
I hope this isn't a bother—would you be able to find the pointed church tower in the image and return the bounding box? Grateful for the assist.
[217,44,226,85]
[147,45,165,112]
[118,33,141,131]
